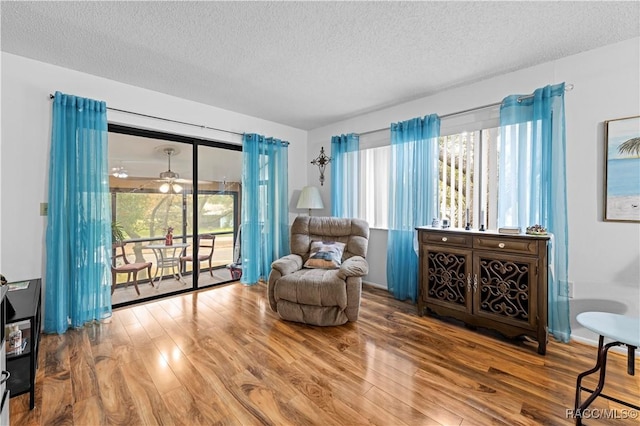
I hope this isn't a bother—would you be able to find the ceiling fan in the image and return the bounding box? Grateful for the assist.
[111,166,128,178]
[158,147,183,193]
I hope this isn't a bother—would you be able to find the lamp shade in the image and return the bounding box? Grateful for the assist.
[297,186,324,211]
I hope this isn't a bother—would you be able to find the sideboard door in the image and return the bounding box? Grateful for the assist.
[473,251,538,331]
[422,245,473,315]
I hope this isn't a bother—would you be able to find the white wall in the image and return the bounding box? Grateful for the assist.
[308,37,640,345]
[0,52,308,283]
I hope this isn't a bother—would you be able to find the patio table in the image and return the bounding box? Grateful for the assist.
[146,242,190,288]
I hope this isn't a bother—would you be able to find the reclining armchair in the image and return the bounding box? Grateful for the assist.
[268,216,370,326]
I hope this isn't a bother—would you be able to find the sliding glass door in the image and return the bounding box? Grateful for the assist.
[187,144,242,288]
[108,125,242,307]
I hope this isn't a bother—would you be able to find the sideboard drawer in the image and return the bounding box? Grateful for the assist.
[421,231,472,248]
[473,236,538,255]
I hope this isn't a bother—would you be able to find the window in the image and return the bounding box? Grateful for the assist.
[187,192,236,235]
[356,109,500,230]
[438,127,500,229]
[359,145,390,228]
[111,189,237,255]
[113,191,184,241]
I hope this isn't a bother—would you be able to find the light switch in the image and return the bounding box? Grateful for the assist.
[40,203,48,216]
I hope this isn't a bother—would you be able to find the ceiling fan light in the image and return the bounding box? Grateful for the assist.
[159,170,179,180]
[112,166,128,178]
[158,147,184,193]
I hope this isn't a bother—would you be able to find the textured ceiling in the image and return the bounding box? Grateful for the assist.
[2,1,639,130]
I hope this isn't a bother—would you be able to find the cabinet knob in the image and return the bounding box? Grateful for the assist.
[498,243,505,248]
[442,237,448,242]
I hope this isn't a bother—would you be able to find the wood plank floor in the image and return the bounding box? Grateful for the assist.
[111,267,234,306]
[10,283,640,425]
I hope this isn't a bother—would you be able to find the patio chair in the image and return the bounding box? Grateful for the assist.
[111,242,153,295]
[179,234,216,276]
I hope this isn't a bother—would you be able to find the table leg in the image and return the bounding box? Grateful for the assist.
[574,336,632,425]
[175,260,186,284]
[171,247,186,284]
[154,249,165,289]
[575,336,605,425]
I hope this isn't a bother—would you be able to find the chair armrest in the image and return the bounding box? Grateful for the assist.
[338,256,369,279]
[271,254,303,276]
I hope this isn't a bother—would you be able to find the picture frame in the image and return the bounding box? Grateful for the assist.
[604,115,640,222]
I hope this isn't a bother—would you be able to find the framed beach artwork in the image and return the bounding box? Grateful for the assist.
[604,115,640,222]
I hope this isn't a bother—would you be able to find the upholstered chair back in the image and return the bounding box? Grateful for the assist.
[290,216,369,262]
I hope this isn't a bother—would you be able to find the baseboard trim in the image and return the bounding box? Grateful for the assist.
[362,280,386,290]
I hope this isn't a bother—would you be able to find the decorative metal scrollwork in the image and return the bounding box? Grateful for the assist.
[478,258,530,321]
[427,251,467,305]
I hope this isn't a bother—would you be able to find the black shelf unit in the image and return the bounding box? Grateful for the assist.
[1,285,10,424]
[6,278,41,410]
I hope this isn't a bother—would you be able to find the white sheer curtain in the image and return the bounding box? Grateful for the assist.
[359,146,389,228]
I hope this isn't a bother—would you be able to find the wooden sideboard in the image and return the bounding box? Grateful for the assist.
[417,227,550,354]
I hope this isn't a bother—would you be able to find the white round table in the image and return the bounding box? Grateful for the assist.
[146,242,190,288]
[577,312,640,347]
[573,312,640,425]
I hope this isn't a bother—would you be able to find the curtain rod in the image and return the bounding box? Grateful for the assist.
[48,93,245,137]
[357,84,574,137]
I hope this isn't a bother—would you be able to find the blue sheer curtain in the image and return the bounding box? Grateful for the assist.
[387,114,440,301]
[241,133,290,284]
[45,91,112,334]
[499,83,570,342]
[331,133,359,217]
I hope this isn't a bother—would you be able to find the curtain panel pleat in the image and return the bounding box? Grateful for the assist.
[45,91,112,334]
[498,82,571,342]
[387,114,440,302]
[330,133,359,217]
[241,133,290,284]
